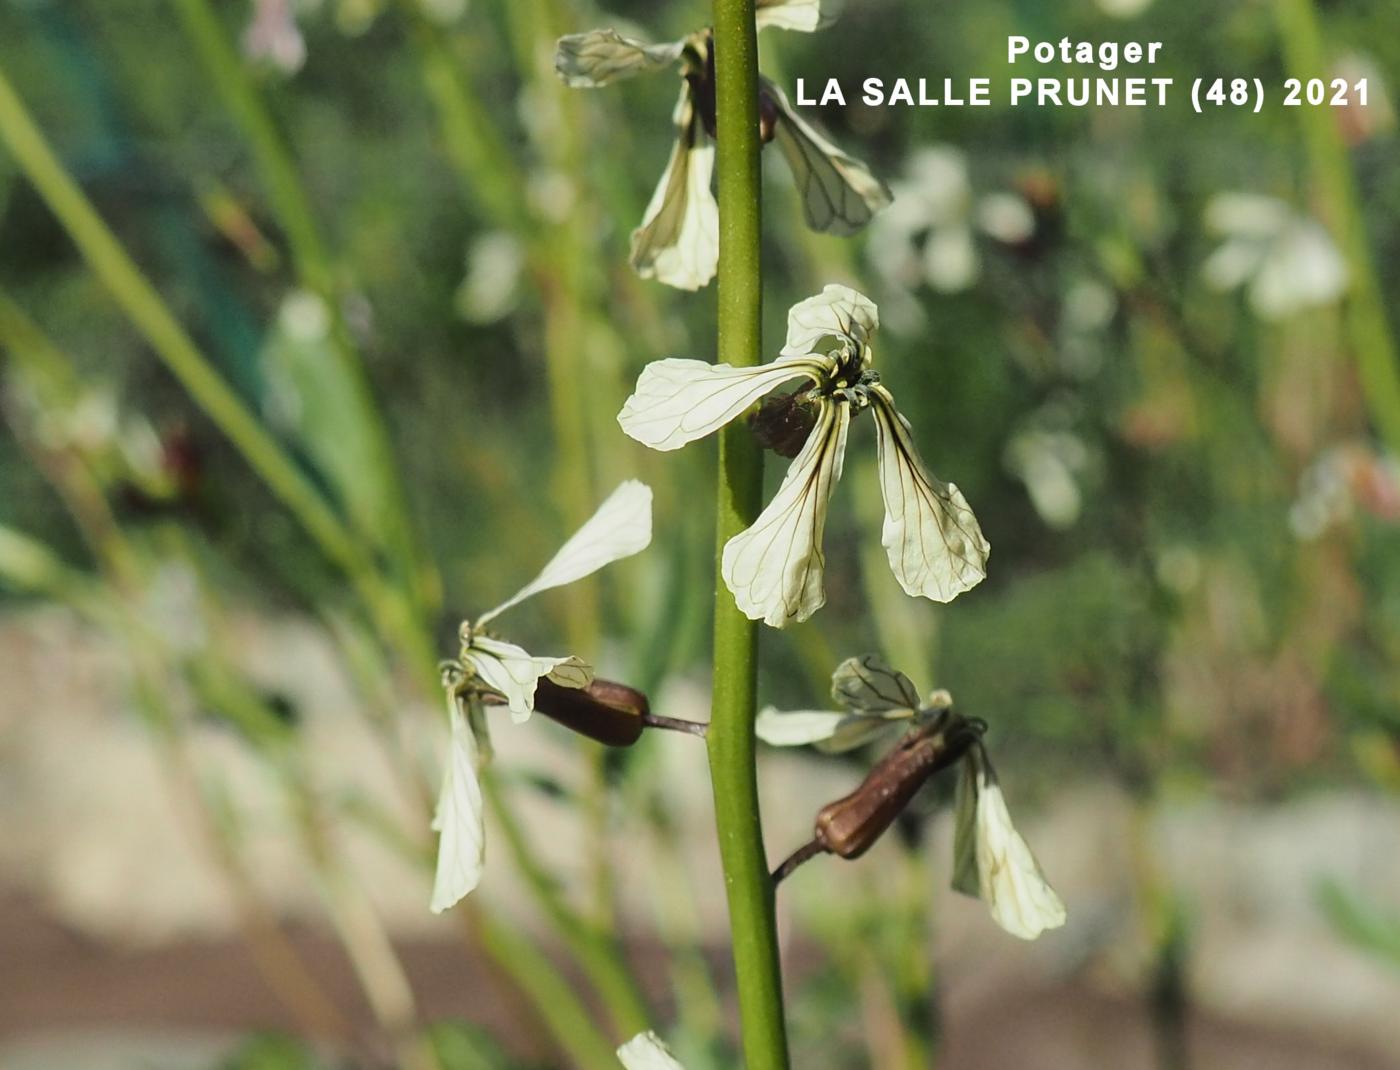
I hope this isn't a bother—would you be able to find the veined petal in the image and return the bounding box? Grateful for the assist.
[554,29,684,88]
[467,637,593,722]
[721,397,850,627]
[756,705,908,752]
[630,86,718,291]
[618,354,832,451]
[755,0,830,33]
[766,80,891,237]
[478,481,653,624]
[781,283,880,358]
[617,1031,686,1070]
[956,751,1067,940]
[430,695,485,913]
[830,653,920,712]
[869,386,989,603]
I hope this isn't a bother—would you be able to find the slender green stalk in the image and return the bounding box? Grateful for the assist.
[707,1,789,1067]
[1274,0,1400,456]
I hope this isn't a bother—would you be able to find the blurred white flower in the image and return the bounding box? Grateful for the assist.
[619,285,989,626]
[554,1,889,289]
[1096,0,1154,17]
[243,0,307,74]
[952,747,1067,940]
[1290,443,1400,540]
[866,146,1034,305]
[1203,193,1348,320]
[431,481,653,912]
[1003,428,1091,529]
[758,653,951,751]
[455,231,525,324]
[1333,53,1394,144]
[617,1031,686,1070]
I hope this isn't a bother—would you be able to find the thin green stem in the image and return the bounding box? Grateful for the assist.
[1274,0,1400,456]
[707,1,789,1068]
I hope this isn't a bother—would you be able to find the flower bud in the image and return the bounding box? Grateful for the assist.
[532,676,649,747]
[813,718,978,859]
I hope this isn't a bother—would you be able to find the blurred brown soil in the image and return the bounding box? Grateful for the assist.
[1,888,1395,1070]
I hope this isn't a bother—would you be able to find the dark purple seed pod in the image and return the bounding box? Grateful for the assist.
[532,676,649,747]
[748,388,820,458]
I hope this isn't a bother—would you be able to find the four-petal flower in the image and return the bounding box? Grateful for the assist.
[431,480,653,913]
[618,284,989,627]
[555,1,890,290]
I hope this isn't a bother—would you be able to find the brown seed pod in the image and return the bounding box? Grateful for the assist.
[532,676,649,747]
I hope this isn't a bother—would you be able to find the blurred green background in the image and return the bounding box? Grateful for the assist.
[2,0,1400,1068]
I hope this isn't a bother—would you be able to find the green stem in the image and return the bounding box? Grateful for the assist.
[1274,0,1400,456]
[707,2,789,1068]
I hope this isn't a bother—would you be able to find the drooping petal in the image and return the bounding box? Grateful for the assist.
[478,481,653,624]
[721,397,851,627]
[766,80,891,237]
[618,354,832,452]
[869,386,989,603]
[830,653,920,712]
[756,705,908,752]
[554,29,684,88]
[467,637,593,722]
[617,1031,686,1070]
[950,753,979,897]
[630,85,719,291]
[430,695,485,913]
[962,753,1066,940]
[755,0,829,33]
[781,283,880,358]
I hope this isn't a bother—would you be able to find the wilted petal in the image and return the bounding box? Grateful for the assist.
[430,696,485,913]
[617,1031,686,1070]
[830,653,920,712]
[554,29,684,88]
[467,637,593,721]
[781,283,880,357]
[618,354,831,451]
[766,81,891,236]
[630,87,718,290]
[756,705,908,752]
[869,386,989,603]
[755,0,829,32]
[953,751,1066,940]
[478,481,653,623]
[722,398,850,627]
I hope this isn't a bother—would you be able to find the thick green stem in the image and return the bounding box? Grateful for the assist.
[1274,0,1400,456]
[707,2,789,1067]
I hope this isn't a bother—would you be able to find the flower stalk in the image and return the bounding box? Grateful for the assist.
[707,1,790,1067]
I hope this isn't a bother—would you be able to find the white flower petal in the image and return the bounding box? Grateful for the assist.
[617,1031,686,1070]
[1203,236,1266,293]
[631,86,719,291]
[554,29,684,88]
[767,80,891,237]
[618,354,831,452]
[870,386,989,603]
[781,283,880,357]
[478,481,653,623]
[1203,193,1290,239]
[922,224,979,293]
[976,192,1036,245]
[755,0,829,33]
[756,705,907,752]
[467,637,594,722]
[968,760,1066,940]
[1249,221,1348,319]
[721,397,850,627]
[430,697,485,913]
[830,653,921,712]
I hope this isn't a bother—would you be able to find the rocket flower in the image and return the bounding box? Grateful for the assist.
[554,0,891,290]
[618,284,989,627]
[431,480,653,913]
[617,1031,686,1070]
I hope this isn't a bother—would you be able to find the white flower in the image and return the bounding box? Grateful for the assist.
[1202,193,1348,320]
[758,653,951,751]
[952,748,1066,940]
[554,2,888,290]
[242,0,307,74]
[430,481,653,912]
[617,1031,686,1070]
[866,147,1034,306]
[619,285,988,626]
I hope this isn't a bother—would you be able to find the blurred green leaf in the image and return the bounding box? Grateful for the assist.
[1316,877,1400,974]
